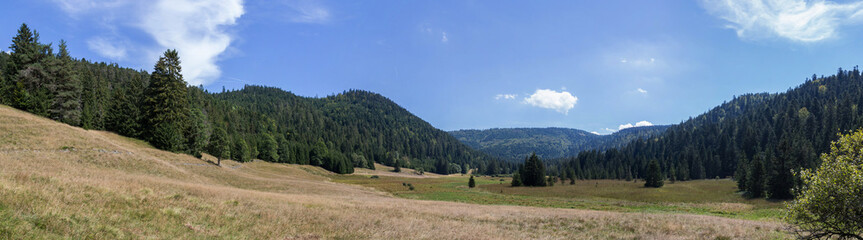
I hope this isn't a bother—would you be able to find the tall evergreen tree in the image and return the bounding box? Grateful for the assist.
[142,49,188,152]
[746,153,767,198]
[644,159,664,188]
[468,175,476,188]
[258,132,279,161]
[208,126,230,165]
[519,153,546,186]
[185,108,210,158]
[47,40,80,125]
[233,138,251,162]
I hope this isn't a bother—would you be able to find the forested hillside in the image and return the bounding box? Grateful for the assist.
[0,23,511,175]
[450,126,669,160]
[553,69,863,199]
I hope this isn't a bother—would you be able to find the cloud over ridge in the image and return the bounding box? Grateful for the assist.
[523,89,578,114]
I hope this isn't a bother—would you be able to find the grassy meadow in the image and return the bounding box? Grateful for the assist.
[0,105,790,239]
[332,173,785,221]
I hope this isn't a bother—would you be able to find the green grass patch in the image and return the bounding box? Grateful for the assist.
[333,175,785,221]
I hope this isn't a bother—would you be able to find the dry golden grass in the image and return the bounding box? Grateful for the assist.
[0,105,790,239]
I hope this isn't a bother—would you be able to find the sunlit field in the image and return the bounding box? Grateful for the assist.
[0,105,789,239]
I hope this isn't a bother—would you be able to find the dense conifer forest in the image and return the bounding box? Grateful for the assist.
[550,69,863,199]
[0,23,513,175]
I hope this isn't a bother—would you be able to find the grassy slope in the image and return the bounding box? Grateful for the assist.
[0,105,787,239]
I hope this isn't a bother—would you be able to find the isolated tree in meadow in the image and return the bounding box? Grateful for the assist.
[786,130,863,239]
[468,175,476,188]
[519,153,546,187]
[143,49,188,152]
[393,158,401,172]
[644,159,664,188]
[208,126,230,165]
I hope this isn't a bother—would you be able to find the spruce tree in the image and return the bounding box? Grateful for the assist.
[746,153,766,198]
[644,159,664,188]
[185,108,209,158]
[468,175,476,188]
[47,40,81,125]
[143,49,188,152]
[511,172,522,187]
[233,138,250,162]
[258,132,278,161]
[520,153,546,186]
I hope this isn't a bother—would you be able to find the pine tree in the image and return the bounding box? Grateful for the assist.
[468,175,476,188]
[258,132,279,161]
[644,159,664,188]
[233,138,250,162]
[143,49,188,152]
[185,108,209,158]
[511,172,522,187]
[47,40,80,125]
[746,153,766,198]
[208,126,230,165]
[520,153,546,186]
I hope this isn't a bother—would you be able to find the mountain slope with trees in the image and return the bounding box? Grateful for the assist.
[553,68,863,199]
[0,23,511,175]
[449,125,669,160]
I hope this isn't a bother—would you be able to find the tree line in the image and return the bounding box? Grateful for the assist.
[546,68,863,199]
[0,23,513,175]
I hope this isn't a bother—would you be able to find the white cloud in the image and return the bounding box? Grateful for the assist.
[591,131,600,135]
[637,88,648,94]
[620,58,627,63]
[495,94,517,100]
[523,89,578,114]
[139,0,244,86]
[441,32,449,43]
[618,120,654,130]
[52,0,245,86]
[703,0,863,42]
[287,0,331,24]
[87,37,127,60]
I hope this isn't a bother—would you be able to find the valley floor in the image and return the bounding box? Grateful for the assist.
[0,105,788,239]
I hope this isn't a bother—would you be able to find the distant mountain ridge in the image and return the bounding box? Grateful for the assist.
[449,125,670,160]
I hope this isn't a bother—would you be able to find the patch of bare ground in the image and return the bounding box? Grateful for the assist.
[0,105,789,239]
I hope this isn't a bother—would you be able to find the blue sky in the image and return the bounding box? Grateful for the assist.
[4,0,863,133]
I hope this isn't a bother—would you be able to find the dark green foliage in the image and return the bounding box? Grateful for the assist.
[393,158,401,172]
[468,175,476,188]
[518,153,546,187]
[644,159,663,188]
[450,126,669,160]
[208,126,231,165]
[186,108,210,158]
[47,40,81,125]
[746,153,766,198]
[554,68,863,199]
[233,138,251,162]
[258,132,278,162]
[511,172,522,186]
[143,49,189,152]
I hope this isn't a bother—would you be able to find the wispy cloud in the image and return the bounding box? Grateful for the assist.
[87,37,127,60]
[637,88,647,94]
[287,0,331,24]
[441,32,449,43]
[495,94,517,100]
[523,89,578,114]
[703,0,863,42]
[52,0,245,86]
[618,120,654,130]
